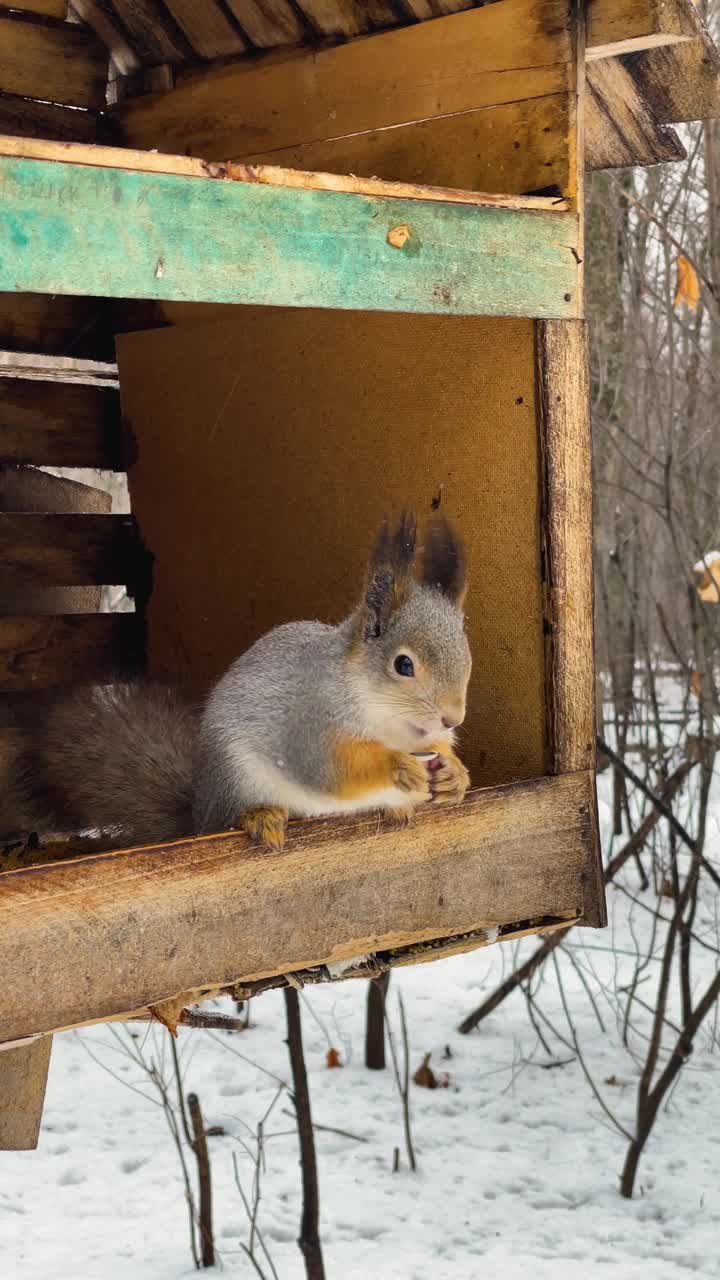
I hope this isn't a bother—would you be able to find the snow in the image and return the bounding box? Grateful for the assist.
[2,765,720,1279]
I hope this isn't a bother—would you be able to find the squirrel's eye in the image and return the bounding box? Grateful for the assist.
[394,654,415,678]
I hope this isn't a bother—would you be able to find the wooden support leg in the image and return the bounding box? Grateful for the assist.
[0,1036,52,1149]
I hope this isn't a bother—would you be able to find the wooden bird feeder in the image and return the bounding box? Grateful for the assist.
[1,0,719,1148]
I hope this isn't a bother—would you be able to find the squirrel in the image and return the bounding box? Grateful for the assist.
[1,513,471,854]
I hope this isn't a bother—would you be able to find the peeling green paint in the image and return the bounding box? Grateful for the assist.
[0,155,579,317]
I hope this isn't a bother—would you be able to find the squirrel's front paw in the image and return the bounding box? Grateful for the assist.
[241,806,289,852]
[392,753,432,802]
[429,754,470,806]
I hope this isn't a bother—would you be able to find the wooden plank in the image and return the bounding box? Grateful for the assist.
[0,293,112,359]
[536,327,603,926]
[224,0,304,46]
[0,467,112,616]
[245,92,574,199]
[623,35,720,124]
[586,55,685,169]
[0,378,121,467]
[162,0,247,58]
[586,0,699,60]
[0,513,136,589]
[114,0,573,158]
[8,1,66,15]
[0,614,142,690]
[104,0,192,64]
[537,320,595,776]
[0,1037,52,1149]
[0,350,118,383]
[0,151,579,317]
[0,92,103,143]
[69,0,141,78]
[0,134,569,208]
[0,770,599,1043]
[0,12,109,109]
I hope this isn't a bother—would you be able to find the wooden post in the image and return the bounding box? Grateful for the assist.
[0,1037,52,1149]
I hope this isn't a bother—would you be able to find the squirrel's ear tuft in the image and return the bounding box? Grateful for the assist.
[421,517,467,607]
[360,511,417,640]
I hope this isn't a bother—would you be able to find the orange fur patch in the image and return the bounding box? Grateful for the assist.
[332,735,397,799]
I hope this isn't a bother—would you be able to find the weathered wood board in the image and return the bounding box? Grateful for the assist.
[0,615,143,691]
[115,0,574,161]
[0,149,579,317]
[0,770,599,1045]
[246,92,575,201]
[0,1037,52,1150]
[0,12,108,109]
[0,377,121,468]
[586,55,685,169]
[0,92,103,144]
[0,513,135,590]
[0,292,111,358]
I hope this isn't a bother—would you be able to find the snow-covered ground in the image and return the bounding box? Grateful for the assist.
[3,762,720,1280]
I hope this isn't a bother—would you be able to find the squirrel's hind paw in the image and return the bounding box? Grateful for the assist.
[241,806,289,852]
[384,805,415,828]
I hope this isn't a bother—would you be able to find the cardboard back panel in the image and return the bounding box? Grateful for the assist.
[118,309,546,786]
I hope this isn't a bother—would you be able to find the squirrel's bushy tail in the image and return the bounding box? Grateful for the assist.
[1,683,195,849]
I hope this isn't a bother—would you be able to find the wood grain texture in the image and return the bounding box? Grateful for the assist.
[537,319,595,776]
[0,614,142,690]
[586,55,685,169]
[0,377,121,467]
[0,1037,52,1149]
[246,91,574,199]
[95,0,708,74]
[6,0,66,15]
[0,92,103,143]
[586,0,698,60]
[0,513,136,590]
[162,0,246,58]
[114,0,573,157]
[536,325,603,924]
[623,35,720,123]
[103,0,191,64]
[0,152,579,317]
[0,350,117,382]
[0,466,111,618]
[0,12,109,109]
[0,292,110,358]
[0,131,568,208]
[224,0,304,45]
[70,0,142,77]
[0,770,598,1043]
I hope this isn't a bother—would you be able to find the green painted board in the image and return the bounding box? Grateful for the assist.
[0,155,579,317]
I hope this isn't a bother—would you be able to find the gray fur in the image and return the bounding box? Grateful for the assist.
[194,579,471,831]
[1,684,195,848]
[2,517,471,845]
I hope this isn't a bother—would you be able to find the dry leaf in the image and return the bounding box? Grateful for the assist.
[674,255,700,310]
[413,1052,438,1089]
[605,1074,619,1086]
[326,1047,343,1069]
[691,669,702,698]
[150,993,189,1037]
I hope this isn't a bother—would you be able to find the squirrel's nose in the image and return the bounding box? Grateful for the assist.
[442,714,461,730]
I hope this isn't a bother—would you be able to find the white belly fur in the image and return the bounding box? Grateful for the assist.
[229,745,416,817]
